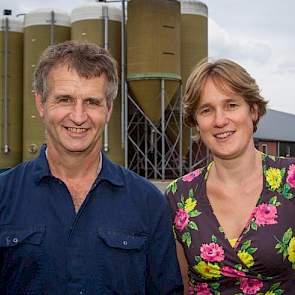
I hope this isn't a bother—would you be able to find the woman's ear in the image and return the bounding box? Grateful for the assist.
[250,103,259,123]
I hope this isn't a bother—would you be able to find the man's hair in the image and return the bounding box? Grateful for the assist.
[183,58,268,132]
[33,40,118,107]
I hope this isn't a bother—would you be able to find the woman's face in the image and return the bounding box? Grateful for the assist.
[195,78,258,160]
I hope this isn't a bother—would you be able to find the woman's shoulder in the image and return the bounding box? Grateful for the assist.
[165,164,209,200]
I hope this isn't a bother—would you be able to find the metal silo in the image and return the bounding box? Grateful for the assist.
[168,0,208,163]
[71,4,124,165]
[127,0,181,123]
[182,0,208,159]
[181,0,208,85]
[0,16,23,170]
[23,9,70,160]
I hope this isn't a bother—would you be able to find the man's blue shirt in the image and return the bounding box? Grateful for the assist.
[0,146,183,294]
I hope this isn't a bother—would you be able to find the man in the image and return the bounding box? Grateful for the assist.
[0,41,183,294]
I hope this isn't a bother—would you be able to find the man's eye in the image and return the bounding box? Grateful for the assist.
[86,99,100,105]
[57,97,71,103]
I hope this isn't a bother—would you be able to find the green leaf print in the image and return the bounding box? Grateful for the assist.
[247,247,258,255]
[188,221,198,230]
[194,255,202,263]
[282,183,293,200]
[210,282,220,290]
[269,196,281,206]
[182,232,192,247]
[241,240,251,251]
[250,221,258,231]
[211,235,218,243]
[282,228,293,244]
[189,209,201,218]
[188,189,194,198]
[270,282,281,291]
[167,180,177,193]
[177,202,184,209]
[234,264,243,271]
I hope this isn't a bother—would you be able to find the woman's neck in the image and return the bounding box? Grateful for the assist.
[210,147,262,187]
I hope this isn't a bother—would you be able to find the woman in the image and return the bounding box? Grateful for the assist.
[166,58,295,294]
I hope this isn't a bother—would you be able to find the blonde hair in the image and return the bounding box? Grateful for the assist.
[183,58,268,132]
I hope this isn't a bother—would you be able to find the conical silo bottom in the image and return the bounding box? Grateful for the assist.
[128,79,180,123]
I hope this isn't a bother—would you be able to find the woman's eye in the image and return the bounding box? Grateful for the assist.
[200,108,211,115]
[228,103,238,109]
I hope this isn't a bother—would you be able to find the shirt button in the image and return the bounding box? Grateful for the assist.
[123,240,128,246]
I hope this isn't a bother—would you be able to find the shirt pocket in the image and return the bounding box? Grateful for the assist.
[0,225,46,290]
[0,225,45,248]
[96,229,147,293]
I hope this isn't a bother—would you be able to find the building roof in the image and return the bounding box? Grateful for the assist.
[254,109,295,142]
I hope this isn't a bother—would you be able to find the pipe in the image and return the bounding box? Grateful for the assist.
[103,5,109,152]
[50,11,55,45]
[3,17,9,154]
[179,84,183,176]
[161,79,165,179]
[121,0,127,167]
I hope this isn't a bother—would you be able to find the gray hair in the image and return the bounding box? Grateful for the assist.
[33,40,118,107]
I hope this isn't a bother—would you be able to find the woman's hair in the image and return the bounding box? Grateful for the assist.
[33,40,118,108]
[183,58,268,132]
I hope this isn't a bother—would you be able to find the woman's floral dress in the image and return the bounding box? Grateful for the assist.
[165,154,295,294]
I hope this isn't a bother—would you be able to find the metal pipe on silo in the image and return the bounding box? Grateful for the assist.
[50,11,55,45]
[0,15,23,168]
[103,5,109,152]
[3,17,9,154]
[121,0,128,168]
[179,85,183,175]
[161,79,165,179]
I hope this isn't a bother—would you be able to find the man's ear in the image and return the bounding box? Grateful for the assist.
[35,94,45,119]
[106,102,113,124]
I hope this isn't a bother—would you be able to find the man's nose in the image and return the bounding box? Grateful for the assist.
[69,102,87,125]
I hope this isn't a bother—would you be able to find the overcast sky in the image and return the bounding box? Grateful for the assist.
[1,0,295,115]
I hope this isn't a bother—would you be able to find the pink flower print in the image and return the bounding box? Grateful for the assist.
[188,282,212,295]
[221,266,246,278]
[287,164,295,188]
[253,203,278,226]
[200,242,225,262]
[182,169,201,182]
[196,283,213,295]
[240,278,263,294]
[174,208,189,231]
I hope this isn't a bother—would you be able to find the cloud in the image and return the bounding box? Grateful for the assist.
[208,18,272,65]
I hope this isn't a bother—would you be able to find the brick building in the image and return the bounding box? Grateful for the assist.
[254,109,295,157]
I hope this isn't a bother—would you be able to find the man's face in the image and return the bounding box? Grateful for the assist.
[35,65,113,156]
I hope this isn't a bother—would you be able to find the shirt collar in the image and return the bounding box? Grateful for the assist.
[32,144,124,187]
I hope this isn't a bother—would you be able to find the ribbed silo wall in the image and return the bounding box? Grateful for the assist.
[127,0,181,123]
[0,17,23,169]
[71,4,124,165]
[23,9,70,160]
[169,0,208,158]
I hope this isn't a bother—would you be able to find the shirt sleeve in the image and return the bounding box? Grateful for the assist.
[145,188,183,294]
